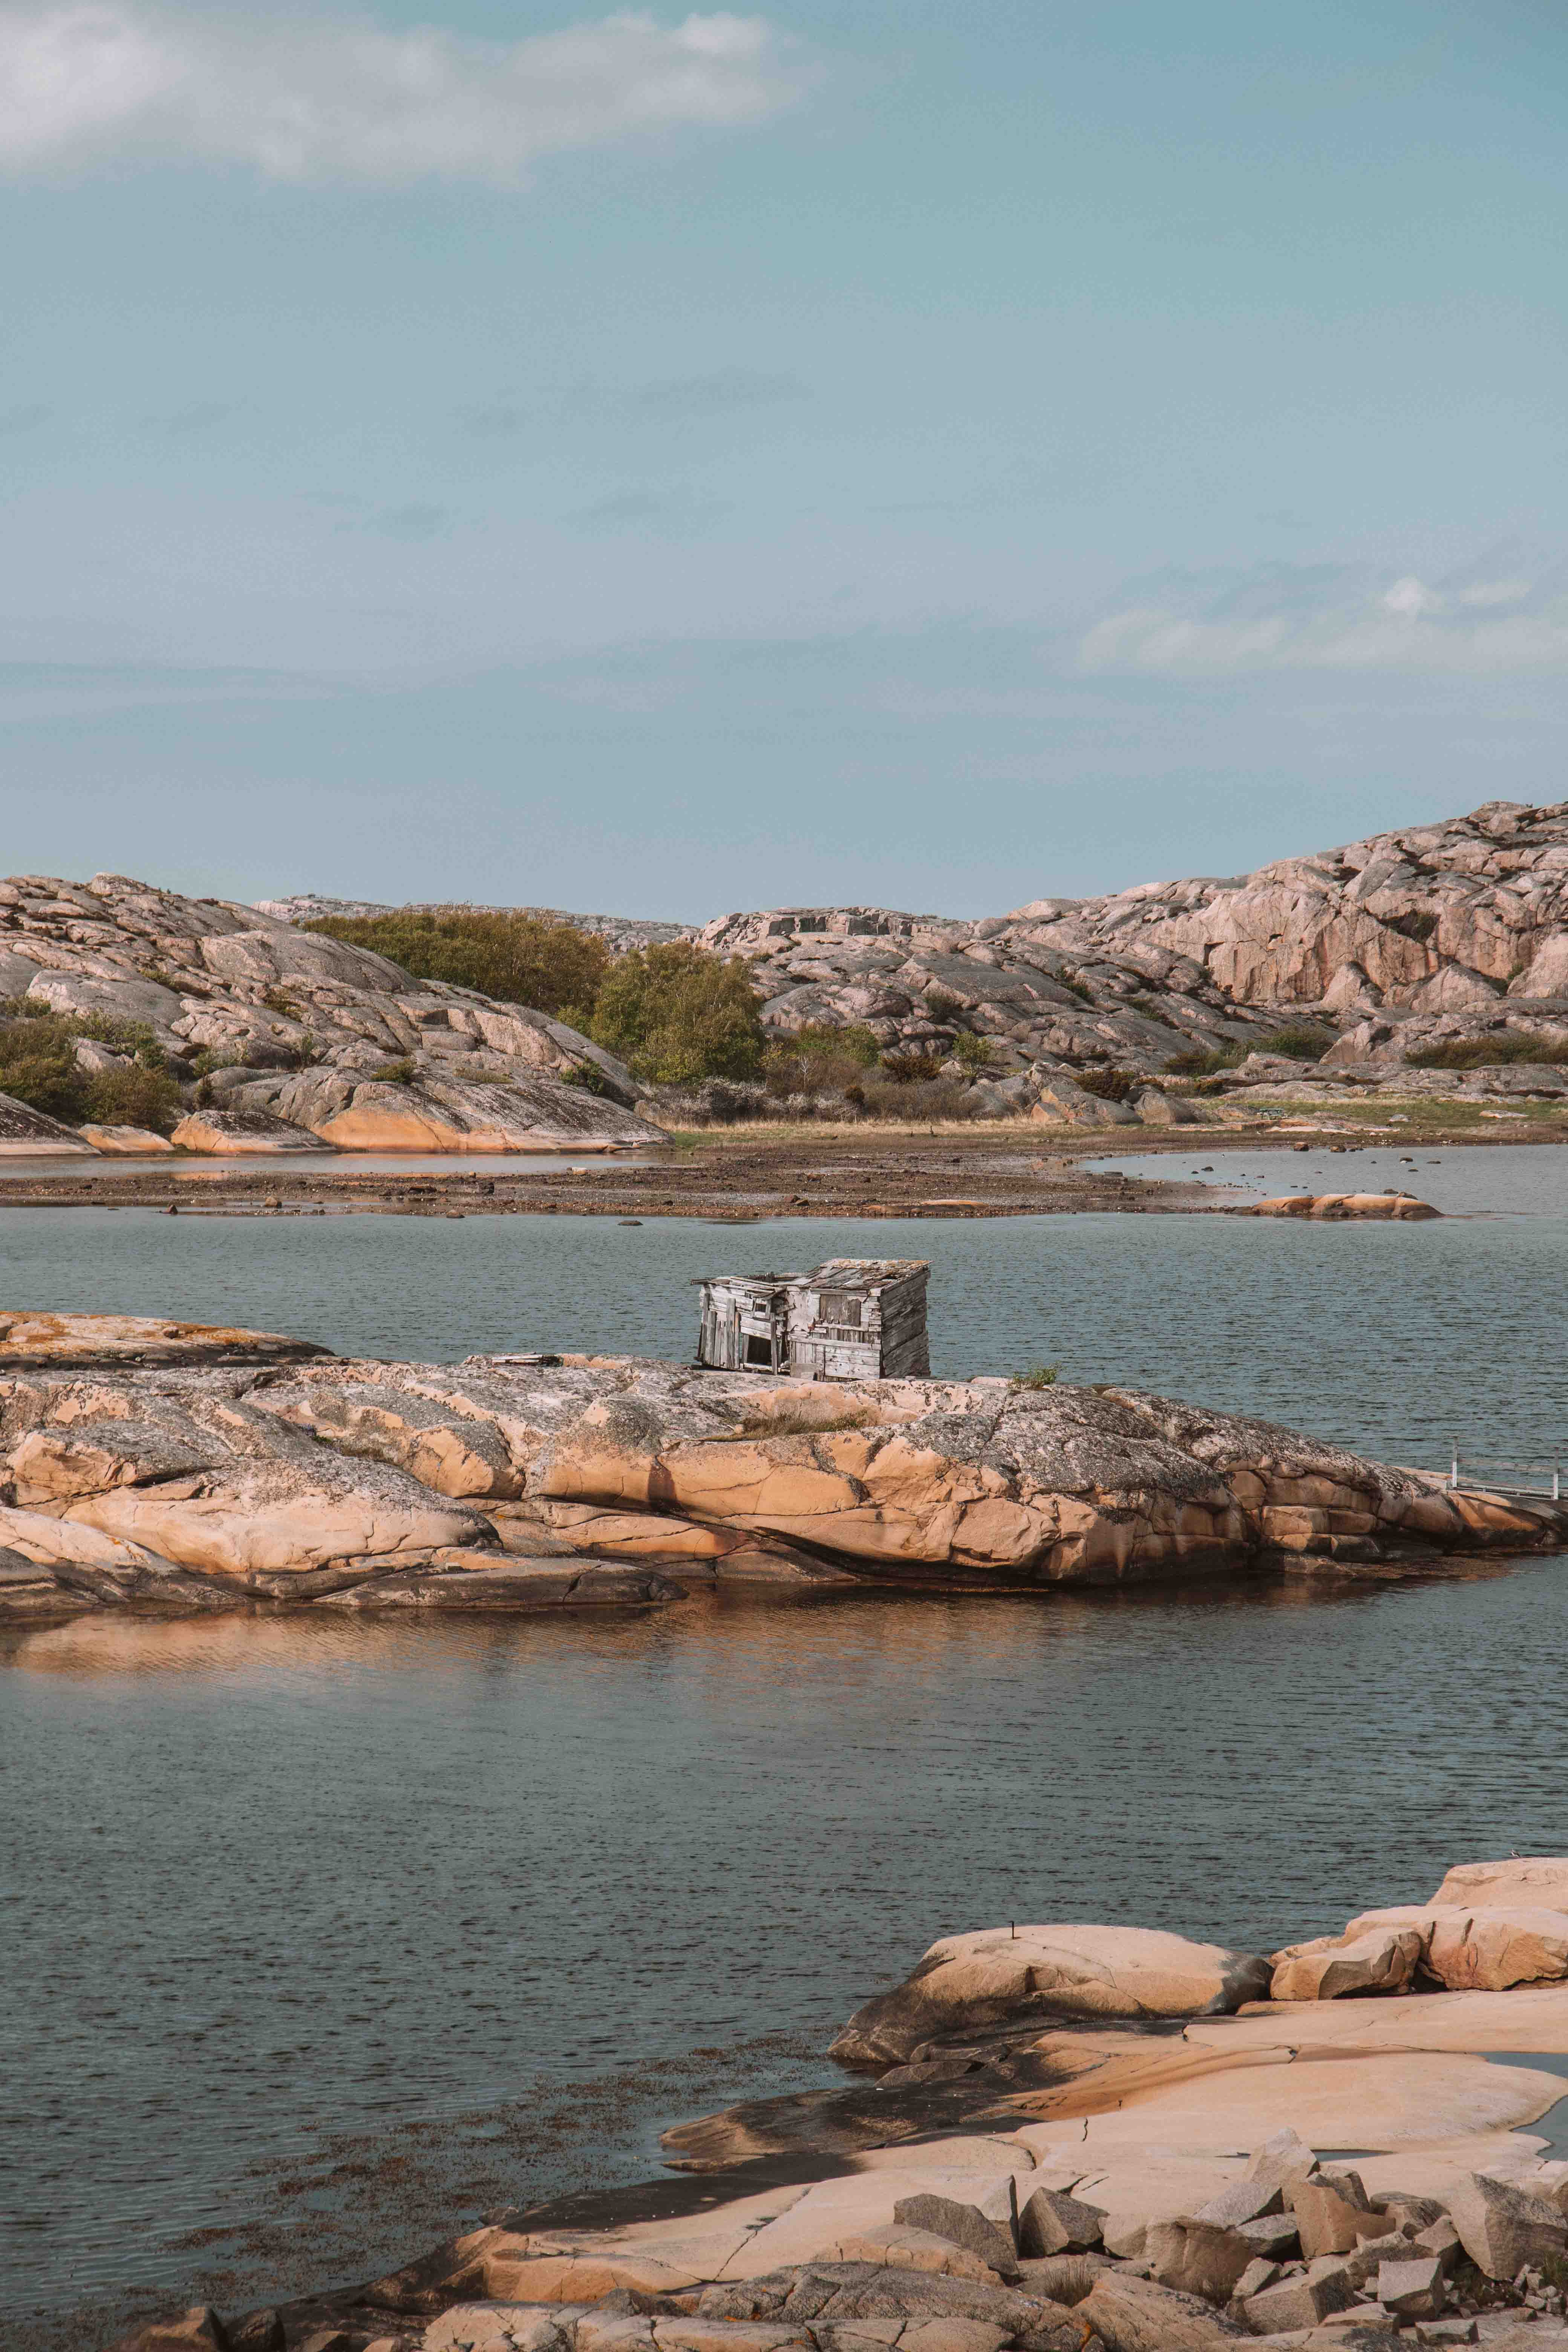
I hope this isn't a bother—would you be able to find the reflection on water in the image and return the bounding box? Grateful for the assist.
[7,1560,1568,2338]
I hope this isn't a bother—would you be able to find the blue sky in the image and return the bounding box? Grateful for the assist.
[3,0,1566,914]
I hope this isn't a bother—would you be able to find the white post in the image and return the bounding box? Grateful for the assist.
[1450,1445,1459,1491]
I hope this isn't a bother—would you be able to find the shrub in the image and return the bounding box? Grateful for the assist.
[306,910,611,1018]
[1406,1031,1568,1070]
[370,1058,417,1085]
[0,1013,91,1120]
[856,1077,983,1121]
[1057,970,1094,1004]
[763,1022,882,1098]
[1164,1042,1247,1077]
[83,1065,182,1134]
[1076,1066,1139,1102]
[951,1031,1003,1073]
[1011,1366,1059,1390]
[1259,1023,1333,1061]
[881,1047,946,1083]
[924,989,964,1024]
[590,943,765,1084]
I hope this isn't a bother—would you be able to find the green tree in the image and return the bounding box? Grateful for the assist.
[590,943,765,1084]
[305,912,611,1020]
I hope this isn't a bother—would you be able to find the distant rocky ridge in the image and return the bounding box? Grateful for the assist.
[0,873,662,1152]
[254,799,1568,1130]
[683,798,1568,1116]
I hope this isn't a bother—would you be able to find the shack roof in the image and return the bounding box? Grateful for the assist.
[799,1258,928,1292]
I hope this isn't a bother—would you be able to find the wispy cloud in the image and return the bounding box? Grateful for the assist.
[0,5,805,188]
[1078,560,1568,676]
[354,502,450,539]
[145,398,232,434]
[463,366,806,436]
[565,484,729,534]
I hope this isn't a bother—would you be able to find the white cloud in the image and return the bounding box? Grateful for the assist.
[1078,562,1568,677]
[0,4,802,186]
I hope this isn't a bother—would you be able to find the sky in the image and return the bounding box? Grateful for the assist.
[2,0,1567,917]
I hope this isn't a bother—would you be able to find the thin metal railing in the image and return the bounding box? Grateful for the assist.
[1449,1448,1563,1502]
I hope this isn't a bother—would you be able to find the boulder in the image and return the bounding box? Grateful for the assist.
[1017,2187,1106,2258]
[1346,1903,1568,1991]
[1376,2252,1448,2318]
[1289,2177,1390,2260]
[1432,1858,1568,1911]
[1245,2127,1320,2199]
[1240,1193,1440,1220]
[0,1089,97,1155]
[1078,2268,1253,2350]
[78,1123,175,1153]
[830,1924,1272,2064]
[805,2226,1004,2283]
[1446,2172,1568,2280]
[1191,2180,1286,2229]
[1144,2216,1262,2302]
[1270,1926,1423,2001]
[1240,2261,1356,2334]
[114,2312,230,2352]
[891,2195,1020,2279]
[171,1107,335,1153]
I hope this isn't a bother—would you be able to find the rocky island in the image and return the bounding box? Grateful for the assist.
[116,1857,1568,2352]
[2,1315,1561,1623]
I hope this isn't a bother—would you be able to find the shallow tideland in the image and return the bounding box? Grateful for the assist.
[110,1860,1568,2352]
[4,1318,1565,1620]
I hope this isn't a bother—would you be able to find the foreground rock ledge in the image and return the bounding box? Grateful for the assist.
[2,1316,1563,1619]
[113,1857,1568,2352]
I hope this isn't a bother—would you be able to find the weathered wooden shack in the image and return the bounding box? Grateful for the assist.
[695,1259,929,1381]
[694,1273,799,1372]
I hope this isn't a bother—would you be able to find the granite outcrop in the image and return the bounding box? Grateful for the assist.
[2,1317,1562,1621]
[686,798,1568,1122]
[0,872,661,1153]
[113,1860,1568,2352]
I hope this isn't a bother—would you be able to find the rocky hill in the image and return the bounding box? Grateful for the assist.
[0,874,660,1152]
[1,798,1563,1154]
[681,796,1568,1122]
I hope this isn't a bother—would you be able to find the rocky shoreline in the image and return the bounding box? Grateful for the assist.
[2,1316,1563,1624]
[113,1857,1568,2352]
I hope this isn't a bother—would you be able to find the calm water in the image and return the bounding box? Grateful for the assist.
[1,1143,1565,2342]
